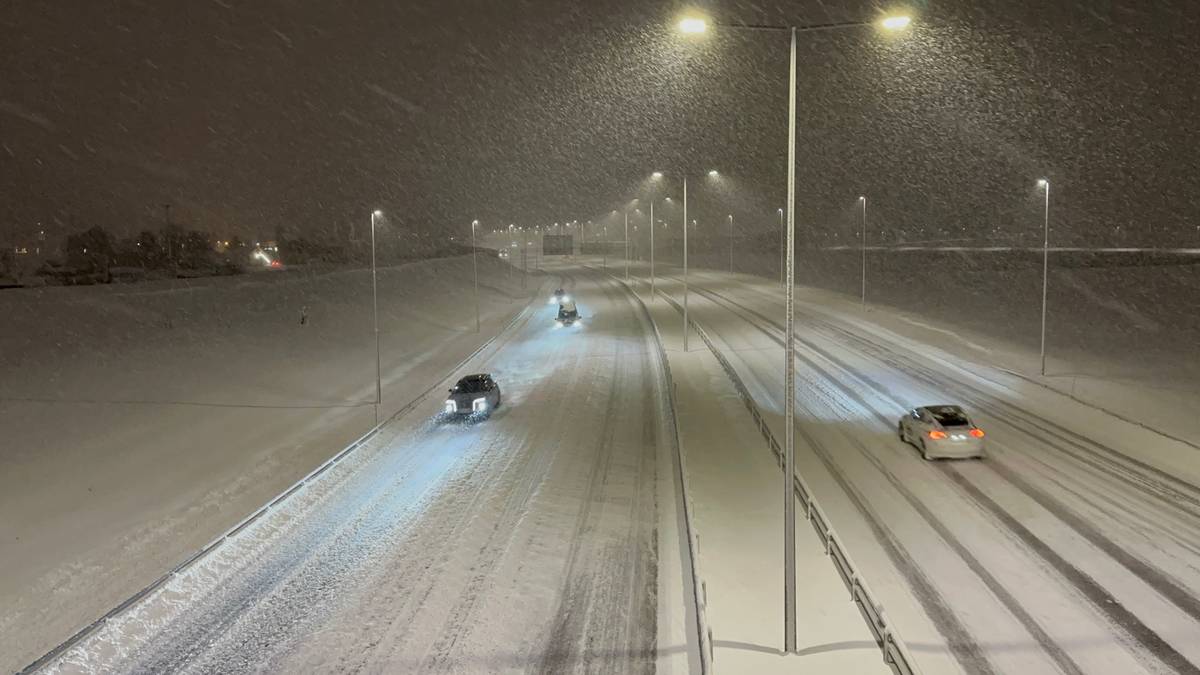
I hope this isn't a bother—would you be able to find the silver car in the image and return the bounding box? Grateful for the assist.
[443,373,502,417]
[898,405,986,460]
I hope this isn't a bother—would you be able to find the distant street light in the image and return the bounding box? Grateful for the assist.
[603,224,608,270]
[624,208,630,280]
[778,208,784,284]
[471,219,481,333]
[649,173,664,298]
[1037,179,1050,375]
[859,196,868,309]
[728,214,734,273]
[370,209,383,424]
[683,176,689,349]
[678,9,912,655]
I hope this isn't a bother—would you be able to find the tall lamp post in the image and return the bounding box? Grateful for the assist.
[1038,178,1051,376]
[728,213,735,274]
[471,219,480,333]
[683,176,689,350]
[625,208,631,280]
[650,172,664,299]
[859,196,868,309]
[679,11,911,655]
[370,209,382,424]
[778,207,785,284]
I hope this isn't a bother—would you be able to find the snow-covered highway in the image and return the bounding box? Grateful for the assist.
[32,268,679,674]
[14,258,1200,675]
[645,267,1200,675]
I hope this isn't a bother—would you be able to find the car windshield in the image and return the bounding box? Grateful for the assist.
[455,378,488,393]
[929,407,971,427]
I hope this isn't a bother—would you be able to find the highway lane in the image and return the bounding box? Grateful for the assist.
[649,268,1200,675]
[39,268,670,675]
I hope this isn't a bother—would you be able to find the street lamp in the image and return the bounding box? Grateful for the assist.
[728,214,734,274]
[649,173,666,298]
[370,209,383,424]
[471,219,480,333]
[778,208,785,284]
[678,10,912,655]
[859,196,868,309]
[1037,178,1050,376]
[624,207,631,281]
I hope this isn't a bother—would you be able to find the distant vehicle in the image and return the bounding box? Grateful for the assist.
[550,288,567,304]
[898,405,986,460]
[498,249,509,259]
[443,373,502,416]
[556,298,579,326]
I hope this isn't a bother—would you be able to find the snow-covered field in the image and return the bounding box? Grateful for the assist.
[636,262,1200,675]
[16,265,685,674]
[0,256,542,672]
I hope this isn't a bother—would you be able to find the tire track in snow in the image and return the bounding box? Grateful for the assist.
[943,465,1200,675]
[653,285,996,674]
[531,271,659,674]
[688,280,1200,673]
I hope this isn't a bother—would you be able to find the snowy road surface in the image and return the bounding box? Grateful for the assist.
[37,269,670,674]
[0,257,540,672]
[646,267,1200,675]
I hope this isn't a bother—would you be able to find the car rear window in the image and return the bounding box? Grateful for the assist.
[930,407,970,427]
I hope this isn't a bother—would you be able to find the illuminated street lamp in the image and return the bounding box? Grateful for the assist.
[728,214,734,273]
[859,196,868,309]
[471,219,480,333]
[649,173,664,298]
[370,209,383,424]
[678,9,912,655]
[1037,178,1051,375]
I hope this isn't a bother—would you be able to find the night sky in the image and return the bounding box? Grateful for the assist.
[2,0,1198,246]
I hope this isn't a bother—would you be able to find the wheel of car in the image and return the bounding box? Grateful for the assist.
[897,422,906,442]
[920,440,932,461]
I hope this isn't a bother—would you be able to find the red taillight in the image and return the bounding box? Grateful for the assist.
[970,428,985,438]
[928,430,948,440]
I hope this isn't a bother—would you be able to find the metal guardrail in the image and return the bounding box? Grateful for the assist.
[653,288,921,675]
[20,288,546,675]
[609,273,713,673]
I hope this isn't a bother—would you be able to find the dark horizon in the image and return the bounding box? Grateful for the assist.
[3,0,1199,247]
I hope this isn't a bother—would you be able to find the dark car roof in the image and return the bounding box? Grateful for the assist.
[457,373,492,383]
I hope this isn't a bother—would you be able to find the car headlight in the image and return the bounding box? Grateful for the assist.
[561,295,570,303]
[444,400,456,414]
[472,397,488,412]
